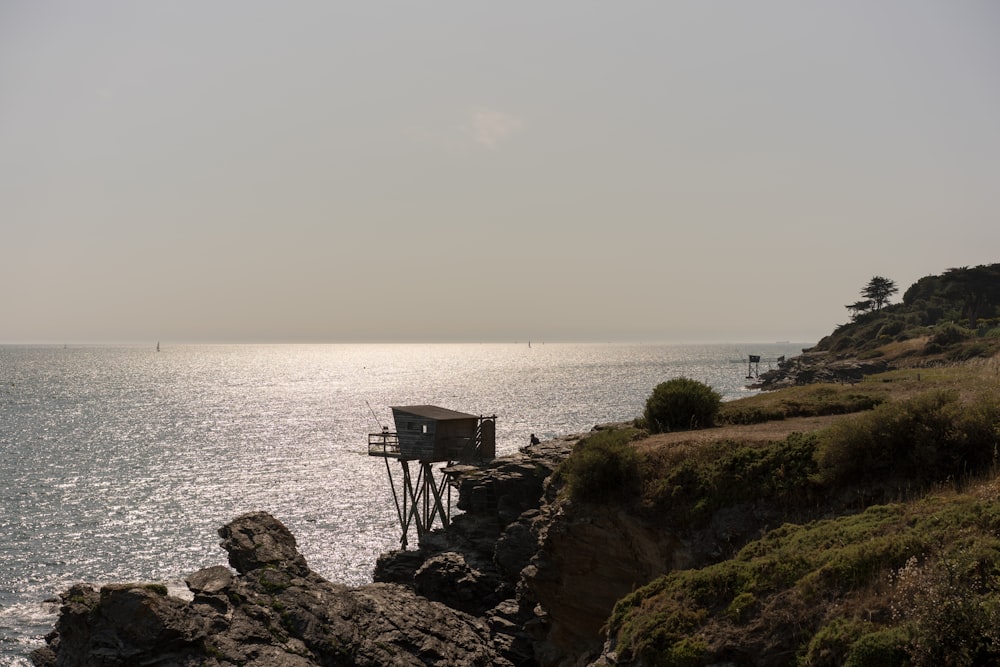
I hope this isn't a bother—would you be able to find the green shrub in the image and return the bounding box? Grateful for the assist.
[647,433,820,527]
[717,404,786,425]
[878,319,906,338]
[556,427,642,504]
[922,342,944,356]
[717,386,884,426]
[616,594,708,666]
[802,617,868,666]
[662,636,709,666]
[844,627,909,667]
[891,554,1000,666]
[725,592,756,623]
[833,335,856,352]
[778,388,883,419]
[815,390,1000,488]
[644,377,721,433]
[947,341,991,361]
[931,323,970,346]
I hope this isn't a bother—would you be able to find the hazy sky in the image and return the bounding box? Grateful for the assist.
[3,2,998,344]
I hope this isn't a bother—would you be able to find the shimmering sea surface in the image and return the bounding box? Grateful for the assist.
[0,342,805,663]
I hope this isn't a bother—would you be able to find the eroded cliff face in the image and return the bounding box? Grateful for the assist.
[522,505,687,665]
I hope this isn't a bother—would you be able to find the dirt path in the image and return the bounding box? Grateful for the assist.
[635,413,852,452]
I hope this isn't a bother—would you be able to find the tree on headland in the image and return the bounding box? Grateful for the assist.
[861,276,898,312]
[844,277,897,319]
[942,264,1000,328]
[821,264,1000,358]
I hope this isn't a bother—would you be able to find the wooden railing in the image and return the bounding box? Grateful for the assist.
[368,432,400,457]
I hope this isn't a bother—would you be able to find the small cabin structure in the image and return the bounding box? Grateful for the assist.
[369,405,495,463]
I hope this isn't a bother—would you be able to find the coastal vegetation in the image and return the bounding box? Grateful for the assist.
[717,383,886,425]
[553,264,1000,665]
[553,426,643,504]
[643,377,722,432]
[847,275,899,317]
[820,263,1000,363]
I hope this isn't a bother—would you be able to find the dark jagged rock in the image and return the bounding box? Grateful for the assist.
[34,512,511,667]
[752,350,890,390]
[218,510,309,576]
[494,511,541,581]
[185,565,232,595]
[414,551,503,616]
[32,583,209,667]
[368,436,579,665]
[372,547,428,584]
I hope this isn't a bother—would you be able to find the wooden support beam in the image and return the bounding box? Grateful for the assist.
[385,460,453,549]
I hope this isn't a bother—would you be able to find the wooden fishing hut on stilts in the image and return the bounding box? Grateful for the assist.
[368,405,496,549]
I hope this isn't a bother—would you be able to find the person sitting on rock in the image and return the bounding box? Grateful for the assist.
[530,433,540,445]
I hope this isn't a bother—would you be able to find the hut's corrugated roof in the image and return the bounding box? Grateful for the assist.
[390,405,479,421]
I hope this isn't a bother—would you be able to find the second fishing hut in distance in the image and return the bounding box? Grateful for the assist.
[369,405,496,548]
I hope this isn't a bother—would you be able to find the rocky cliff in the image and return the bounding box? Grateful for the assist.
[751,349,889,390]
[37,425,741,667]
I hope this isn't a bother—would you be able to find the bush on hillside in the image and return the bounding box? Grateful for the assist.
[947,341,993,361]
[644,378,721,433]
[931,323,971,346]
[555,427,642,505]
[717,404,786,425]
[815,390,1000,487]
[891,553,1000,666]
[645,433,820,528]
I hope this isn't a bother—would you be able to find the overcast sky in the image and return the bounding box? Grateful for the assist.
[2,1,998,344]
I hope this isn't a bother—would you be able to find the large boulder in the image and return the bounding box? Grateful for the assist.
[218,510,310,576]
[31,582,210,667]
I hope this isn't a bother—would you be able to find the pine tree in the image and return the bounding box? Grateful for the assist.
[862,276,898,312]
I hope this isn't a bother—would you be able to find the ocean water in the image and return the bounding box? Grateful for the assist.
[0,342,804,663]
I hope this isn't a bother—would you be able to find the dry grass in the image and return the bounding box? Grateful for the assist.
[876,335,931,361]
[636,353,1000,454]
[634,414,848,452]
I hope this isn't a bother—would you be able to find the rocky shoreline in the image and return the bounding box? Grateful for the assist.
[30,416,823,666]
[34,364,885,667]
[751,349,889,390]
[31,435,603,666]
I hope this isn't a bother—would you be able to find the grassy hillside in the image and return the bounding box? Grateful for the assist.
[553,266,1000,666]
[562,361,1000,666]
